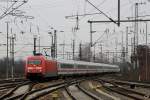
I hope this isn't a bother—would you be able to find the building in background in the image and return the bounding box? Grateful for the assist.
[131,45,150,81]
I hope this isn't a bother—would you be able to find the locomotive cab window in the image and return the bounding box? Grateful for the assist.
[28,60,41,65]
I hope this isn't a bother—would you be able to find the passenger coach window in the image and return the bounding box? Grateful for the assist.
[77,65,87,69]
[61,64,74,68]
[28,60,41,65]
[88,66,100,69]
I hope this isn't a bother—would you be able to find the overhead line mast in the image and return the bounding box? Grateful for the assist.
[118,0,120,26]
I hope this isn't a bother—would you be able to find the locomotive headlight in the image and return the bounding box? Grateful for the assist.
[27,67,32,72]
[39,69,42,72]
[28,69,30,72]
[35,67,42,72]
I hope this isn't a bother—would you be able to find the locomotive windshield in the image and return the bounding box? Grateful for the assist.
[28,60,41,65]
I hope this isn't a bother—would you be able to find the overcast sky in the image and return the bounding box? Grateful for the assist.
[0,0,150,60]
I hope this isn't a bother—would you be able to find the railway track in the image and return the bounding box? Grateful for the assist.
[0,81,32,100]
[0,76,149,100]
[24,79,84,100]
[62,84,93,100]
[0,78,27,84]
[64,81,98,100]
[112,80,150,88]
[78,80,120,100]
[0,79,29,92]
[76,83,101,100]
[0,82,28,91]
[0,78,84,100]
[97,79,150,100]
[99,77,150,88]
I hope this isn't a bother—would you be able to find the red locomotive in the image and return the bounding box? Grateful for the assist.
[25,54,120,79]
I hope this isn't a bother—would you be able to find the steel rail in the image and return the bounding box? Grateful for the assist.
[0,79,28,91]
[113,80,150,88]
[99,78,150,88]
[76,84,101,100]
[0,78,27,84]
[64,86,77,100]
[4,82,35,100]
[22,79,84,100]
[97,79,150,100]
[0,81,31,100]
[20,81,67,100]
[0,82,25,87]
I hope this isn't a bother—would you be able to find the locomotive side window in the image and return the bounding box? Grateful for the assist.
[28,60,41,65]
[61,64,74,68]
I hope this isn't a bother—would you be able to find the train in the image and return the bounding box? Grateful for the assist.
[25,54,120,79]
